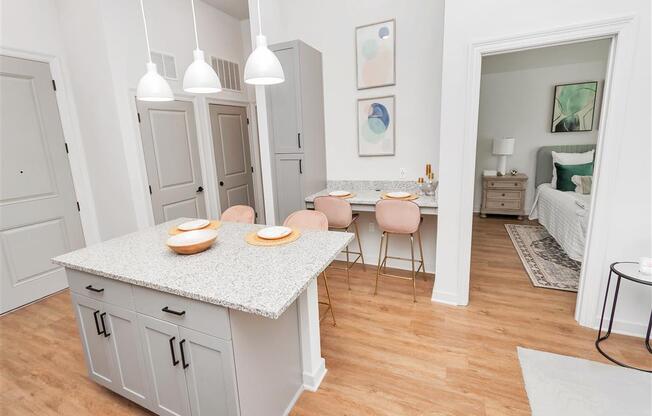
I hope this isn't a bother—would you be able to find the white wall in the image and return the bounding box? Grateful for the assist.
[435,0,651,337]
[474,40,610,211]
[257,0,444,181]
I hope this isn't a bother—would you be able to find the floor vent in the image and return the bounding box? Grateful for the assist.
[211,56,241,92]
[150,51,177,80]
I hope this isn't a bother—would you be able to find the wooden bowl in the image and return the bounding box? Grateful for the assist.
[166,229,218,255]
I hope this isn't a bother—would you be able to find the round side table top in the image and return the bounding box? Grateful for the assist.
[611,262,652,285]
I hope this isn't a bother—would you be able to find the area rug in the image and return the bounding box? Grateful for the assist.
[518,347,651,416]
[505,224,580,292]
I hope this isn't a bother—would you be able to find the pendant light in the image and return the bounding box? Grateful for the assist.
[136,0,174,101]
[243,0,284,85]
[183,0,222,93]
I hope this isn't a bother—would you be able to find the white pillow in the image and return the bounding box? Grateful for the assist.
[551,149,595,188]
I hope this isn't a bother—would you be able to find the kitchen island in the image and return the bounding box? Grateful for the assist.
[52,219,353,416]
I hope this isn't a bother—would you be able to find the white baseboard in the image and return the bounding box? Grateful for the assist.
[283,385,305,416]
[302,357,326,392]
[588,315,650,339]
[431,289,461,305]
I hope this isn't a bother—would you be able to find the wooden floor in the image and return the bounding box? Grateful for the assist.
[1,216,648,415]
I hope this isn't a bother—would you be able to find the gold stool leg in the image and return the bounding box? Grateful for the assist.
[383,233,390,273]
[344,227,351,290]
[353,220,366,271]
[410,234,416,302]
[375,232,385,295]
[417,230,426,281]
[322,271,336,325]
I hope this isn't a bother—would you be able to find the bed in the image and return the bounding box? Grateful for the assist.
[529,145,596,262]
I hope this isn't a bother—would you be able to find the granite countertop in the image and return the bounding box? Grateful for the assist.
[52,219,353,319]
[305,189,437,209]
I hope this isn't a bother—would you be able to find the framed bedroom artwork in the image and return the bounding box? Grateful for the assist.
[356,19,395,90]
[358,95,395,156]
[551,81,598,133]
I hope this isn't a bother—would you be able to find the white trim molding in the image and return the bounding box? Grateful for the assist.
[433,15,639,335]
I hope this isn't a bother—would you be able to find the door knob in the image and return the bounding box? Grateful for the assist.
[219,181,224,187]
[196,186,204,193]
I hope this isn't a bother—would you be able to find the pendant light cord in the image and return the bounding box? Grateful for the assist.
[139,0,152,62]
[256,0,262,35]
[190,0,200,50]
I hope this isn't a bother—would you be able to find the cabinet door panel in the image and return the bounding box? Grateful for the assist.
[71,294,114,389]
[179,327,238,416]
[268,46,302,154]
[104,303,152,409]
[138,314,191,416]
[274,154,304,224]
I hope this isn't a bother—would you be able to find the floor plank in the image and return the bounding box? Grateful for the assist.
[0,216,648,415]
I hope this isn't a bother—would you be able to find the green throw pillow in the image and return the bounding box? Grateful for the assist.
[554,162,594,191]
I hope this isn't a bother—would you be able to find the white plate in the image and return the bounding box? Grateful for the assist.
[257,226,292,240]
[177,219,210,231]
[166,229,218,247]
[386,191,411,199]
[329,190,351,197]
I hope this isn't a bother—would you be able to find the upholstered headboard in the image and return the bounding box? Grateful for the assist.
[535,144,597,187]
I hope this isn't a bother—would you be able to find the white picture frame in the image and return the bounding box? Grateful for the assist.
[356,19,396,90]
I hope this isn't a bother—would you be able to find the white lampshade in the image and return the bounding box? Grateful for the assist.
[183,49,222,93]
[137,62,174,102]
[244,35,284,85]
[493,137,515,155]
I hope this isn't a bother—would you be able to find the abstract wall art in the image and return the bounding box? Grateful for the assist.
[356,19,395,90]
[358,95,395,156]
[551,81,598,133]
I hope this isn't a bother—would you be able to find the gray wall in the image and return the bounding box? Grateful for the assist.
[474,39,610,211]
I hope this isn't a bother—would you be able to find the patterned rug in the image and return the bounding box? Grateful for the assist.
[505,224,581,292]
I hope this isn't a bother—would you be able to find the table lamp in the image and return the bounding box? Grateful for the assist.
[493,137,515,176]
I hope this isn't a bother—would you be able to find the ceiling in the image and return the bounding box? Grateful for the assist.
[202,0,249,20]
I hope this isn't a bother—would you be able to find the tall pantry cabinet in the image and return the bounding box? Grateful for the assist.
[266,40,327,224]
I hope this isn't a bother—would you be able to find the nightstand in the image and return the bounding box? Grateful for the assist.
[480,173,527,219]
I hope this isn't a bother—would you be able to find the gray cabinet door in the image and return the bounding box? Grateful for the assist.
[179,327,238,416]
[138,314,191,416]
[268,46,302,154]
[71,294,114,389]
[274,154,304,224]
[0,55,85,313]
[103,303,152,409]
[137,100,207,224]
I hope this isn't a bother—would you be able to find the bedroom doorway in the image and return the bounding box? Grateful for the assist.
[469,39,611,310]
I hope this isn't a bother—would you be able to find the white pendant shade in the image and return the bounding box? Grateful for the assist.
[137,62,174,102]
[244,35,284,85]
[183,49,222,93]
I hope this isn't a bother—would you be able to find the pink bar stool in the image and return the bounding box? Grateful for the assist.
[221,205,255,224]
[314,196,366,290]
[374,199,425,302]
[283,210,336,325]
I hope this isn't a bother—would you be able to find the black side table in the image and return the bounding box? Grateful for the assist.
[596,262,652,373]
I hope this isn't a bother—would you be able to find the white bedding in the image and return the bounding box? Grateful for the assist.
[529,183,591,262]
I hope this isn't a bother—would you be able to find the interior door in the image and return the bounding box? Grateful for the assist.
[274,154,304,224]
[137,100,206,224]
[0,55,85,314]
[267,46,302,154]
[138,314,191,416]
[209,104,256,215]
[178,326,239,416]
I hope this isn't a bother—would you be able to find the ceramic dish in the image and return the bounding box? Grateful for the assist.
[329,190,351,197]
[166,229,218,255]
[177,219,210,231]
[386,191,411,199]
[257,226,292,240]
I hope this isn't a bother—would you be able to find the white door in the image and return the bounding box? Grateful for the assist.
[103,303,153,409]
[137,100,207,224]
[71,294,114,389]
[178,326,239,416]
[138,314,191,416]
[209,104,256,215]
[0,55,85,314]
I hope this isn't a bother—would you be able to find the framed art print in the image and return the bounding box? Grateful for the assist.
[358,95,395,156]
[356,19,395,90]
[551,81,598,132]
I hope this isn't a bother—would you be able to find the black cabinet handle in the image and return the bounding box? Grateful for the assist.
[180,339,189,369]
[162,306,186,316]
[93,310,103,335]
[85,285,104,293]
[169,336,179,366]
[99,312,110,337]
[299,159,302,174]
[196,186,204,193]
[297,133,301,149]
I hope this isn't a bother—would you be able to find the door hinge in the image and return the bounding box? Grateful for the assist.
[52,79,57,91]
[246,118,250,125]
[64,142,69,154]
[148,185,152,195]
[137,113,141,123]
[76,201,80,211]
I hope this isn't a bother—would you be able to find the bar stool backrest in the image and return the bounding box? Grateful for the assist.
[221,205,255,223]
[314,196,352,228]
[283,210,328,231]
[375,199,420,234]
